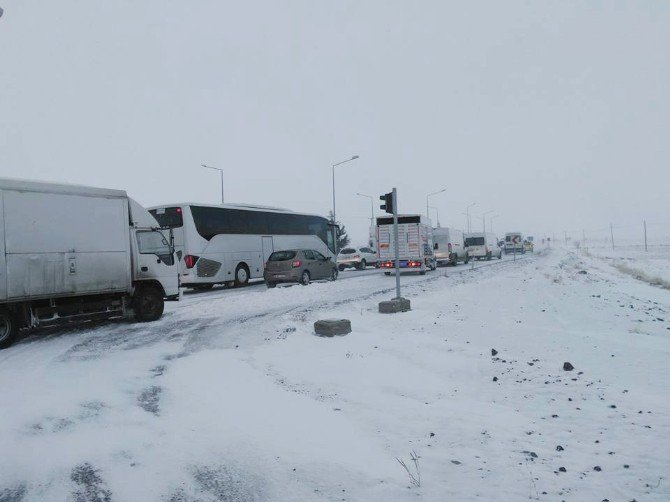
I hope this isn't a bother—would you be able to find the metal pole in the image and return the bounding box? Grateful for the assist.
[220,170,224,204]
[392,188,401,299]
[644,220,648,252]
[331,164,336,225]
[610,223,614,250]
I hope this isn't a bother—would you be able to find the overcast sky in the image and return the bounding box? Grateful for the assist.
[1,1,668,244]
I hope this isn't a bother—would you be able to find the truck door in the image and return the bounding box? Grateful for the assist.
[135,229,179,296]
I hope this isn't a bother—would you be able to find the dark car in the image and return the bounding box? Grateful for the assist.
[264,249,338,287]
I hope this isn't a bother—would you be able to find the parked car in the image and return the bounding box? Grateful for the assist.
[464,232,502,260]
[523,240,534,253]
[336,246,378,270]
[264,249,338,287]
[433,227,469,266]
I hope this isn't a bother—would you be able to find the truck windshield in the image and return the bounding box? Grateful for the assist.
[137,230,174,265]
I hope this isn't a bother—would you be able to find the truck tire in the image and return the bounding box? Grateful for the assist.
[358,259,367,270]
[0,310,19,350]
[134,285,165,322]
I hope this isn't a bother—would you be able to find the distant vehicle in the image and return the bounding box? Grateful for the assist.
[504,232,525,254]
[524,240,534,253]
[0,178,179,349]
[337,246,378,270]
[149,203,338,290]
[377,215,436,275]
[433,227,469,266]
[464,232,502,260]
[264,249,338,287]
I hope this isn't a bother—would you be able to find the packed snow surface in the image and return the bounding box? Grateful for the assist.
[1,247,669,501]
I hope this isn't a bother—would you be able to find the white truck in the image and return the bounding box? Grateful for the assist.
[0,178,179,349]
[376,214,436,275]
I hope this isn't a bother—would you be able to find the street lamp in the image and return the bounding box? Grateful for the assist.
[481,210,494,232]
[426,188,446,220]
[489,214,500,232]
[355,192,374,226]
[331,155,359,225]
[201,164,224,204]
[428,205,440,227]
[466,203,476,232]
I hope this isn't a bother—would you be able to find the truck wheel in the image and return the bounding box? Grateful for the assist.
[359,259,367,270]
[134,286,164,322]
[384,271,391,276]
[234,263,250,287]
[338,264,345,271]
[0,310,19,350]
[266,282,277,289]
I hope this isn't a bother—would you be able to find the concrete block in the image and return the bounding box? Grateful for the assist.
[314,319,352,337]
[378,297,411,313]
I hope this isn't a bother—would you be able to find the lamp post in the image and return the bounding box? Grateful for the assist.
[426,188,446,221]
[428,205,440,227]
[201,164,224,204]
[331,155,359,225]
[489,214,500,232]
[466,203,476,232]
[481,210,494,232]
[355,192,374,226]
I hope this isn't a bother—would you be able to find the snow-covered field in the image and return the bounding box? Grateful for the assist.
[586,245,670,289]
[1,248,669,501]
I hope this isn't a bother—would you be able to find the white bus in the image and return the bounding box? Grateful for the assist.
[148,203,338,289]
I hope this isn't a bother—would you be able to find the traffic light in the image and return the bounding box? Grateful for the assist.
[380,192,394,214]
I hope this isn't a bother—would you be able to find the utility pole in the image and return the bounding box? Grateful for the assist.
[610,223,615,250]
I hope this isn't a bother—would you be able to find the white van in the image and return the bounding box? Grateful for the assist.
[464,232,502,260]
[433,227,469,266]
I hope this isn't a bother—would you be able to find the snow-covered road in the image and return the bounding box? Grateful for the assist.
[1,248,668,501]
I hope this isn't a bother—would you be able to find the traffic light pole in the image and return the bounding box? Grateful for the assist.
[392,187,401,299]
[378,187,410,313]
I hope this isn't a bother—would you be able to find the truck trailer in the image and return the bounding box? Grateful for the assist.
[376,214,436,274]
[0,178,179,349]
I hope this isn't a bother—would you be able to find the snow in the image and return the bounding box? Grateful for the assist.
[1,247,669,501]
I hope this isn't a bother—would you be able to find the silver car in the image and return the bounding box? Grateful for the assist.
[264,249,338,287]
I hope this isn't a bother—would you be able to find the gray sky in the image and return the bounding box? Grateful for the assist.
[1,1,668,244]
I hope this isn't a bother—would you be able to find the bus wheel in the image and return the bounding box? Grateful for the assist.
[234,264,250,287]
[0,310,19,350]
[300,270,310,285]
